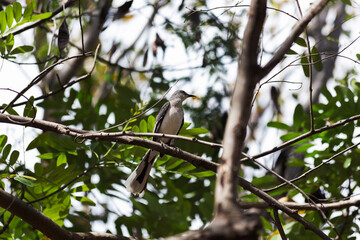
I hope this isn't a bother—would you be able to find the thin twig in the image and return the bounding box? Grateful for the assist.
[79,130,222,148]
[99,80,179,132]
[1,52,92,113]
[238,198,360,210]
[186,4,299,21]
[0,88,37,122]
[264,141,360,193]
[28,163,97,204]
[273,208,287,240]
[296,0,314,131]
[78,0,85,54]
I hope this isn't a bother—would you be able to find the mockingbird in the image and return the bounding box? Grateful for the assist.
[125,90,198,196]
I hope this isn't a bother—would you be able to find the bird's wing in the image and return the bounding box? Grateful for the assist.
[176,118,184,136]
[153,102,170,141]
[170,118,184,146]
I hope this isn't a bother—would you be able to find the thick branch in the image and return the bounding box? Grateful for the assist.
[237,177,330,239]
[215,0,266,211]
[0,189,131,240]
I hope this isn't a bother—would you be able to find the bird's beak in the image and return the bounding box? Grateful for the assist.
[189,94,200,100]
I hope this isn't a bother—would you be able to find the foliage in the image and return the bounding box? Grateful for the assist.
[0,0,359,239]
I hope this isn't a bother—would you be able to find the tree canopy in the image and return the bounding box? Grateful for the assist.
[1,0,360,239]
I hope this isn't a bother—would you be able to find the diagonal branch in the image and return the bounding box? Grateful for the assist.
[260,0,329,79]
[238,198,360,210]
[1,0,77,40]
[0,189,131,240]
[0,113,218,172]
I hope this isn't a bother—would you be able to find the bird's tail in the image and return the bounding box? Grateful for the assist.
[125,150,158,196]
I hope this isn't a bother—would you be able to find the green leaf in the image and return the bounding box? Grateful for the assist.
[147,115,155,132]
[14,176,34,187]
[0,39,5,55]
[37,153,57,159]
[260,216,273,232]
[286,49,297,55]
[180,127,208,136]
[1,104,19,115]
[311,46,323,71]
[74,196,96,206]
[295,37,307,47]
[56,153,67,166]
[23,2,35,19]
[10,45,34,55]
[343,158,351,168]
[13,2,22,22]
[9,150,19,165]
[341,0,352,5]
[267,121,292,131]
[131,125,139,132]
[357,54,360,61]
[176,162,196,172]
[0,144,11,162]
[139,119,147,133]
[5,5,13,28]
[280,132,303,142]
[71,184,91,193]
[294,143,314,153]
[190,170,215,177]
[29,12,52,22]
[23,96,36,117]
[0,135,7,152]
[0,11,7,33]
[164,158,183,170]
[5,33,14,52]
[300,53,309,77]
[293,104,305,131]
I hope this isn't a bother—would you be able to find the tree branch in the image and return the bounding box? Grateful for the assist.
[0,113,219,172]
[260,0,329,78]
[0,189,131,240]
[238,198,360,210]
[273,208,287,240]
[1,0,77,40]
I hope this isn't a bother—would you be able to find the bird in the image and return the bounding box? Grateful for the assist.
[125,90,199,196]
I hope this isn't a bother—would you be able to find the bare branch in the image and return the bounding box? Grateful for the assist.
[1,52,92,113]
[0,113,219,173]
[264,141,360,193]
[273,208,287,240]
[260,0,329,78]
[239,198,360,210]
[241,113,360,163]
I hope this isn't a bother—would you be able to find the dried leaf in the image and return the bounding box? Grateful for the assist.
[143,47,149,66]
[58,18,69,53]
[270,86,281,114]
[108,42,118,61]
[155,33,166,54]
[113,1,133,20]
[152,41,157,56]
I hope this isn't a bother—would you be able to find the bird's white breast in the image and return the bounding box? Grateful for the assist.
[157,106,184,143]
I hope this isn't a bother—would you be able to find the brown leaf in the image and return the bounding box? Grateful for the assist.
[152,41,157,57]
[113,1,133,20]
[155,33,166,52]
[58,18,69,53]
[143,47,149,66]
